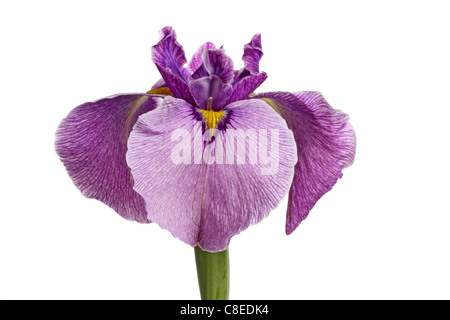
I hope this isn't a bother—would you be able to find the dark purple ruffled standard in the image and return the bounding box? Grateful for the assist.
[56,26,355,252]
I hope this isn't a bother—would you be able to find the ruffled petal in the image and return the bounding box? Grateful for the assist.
[151,26,189,80]
[188,48,235,109]
[253,92,356,234]
[55,94,162,222]
[126,97,297,251]
[243,34,263,75]
[227,34,267,104]
[151,26,194,104]
[188,42,216,73]
[190,48,234,84]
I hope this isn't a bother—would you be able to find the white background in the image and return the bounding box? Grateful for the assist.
[1,0,449,300]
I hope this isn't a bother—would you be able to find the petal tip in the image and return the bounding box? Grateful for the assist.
[250,33,262,48]
[158,26,175,40]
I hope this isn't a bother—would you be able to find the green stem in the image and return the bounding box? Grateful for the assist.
[194,246,229,300]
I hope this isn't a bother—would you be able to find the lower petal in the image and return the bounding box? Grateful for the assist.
[126,97,297,251]
[55,94,162,222]
[253,92,356,234]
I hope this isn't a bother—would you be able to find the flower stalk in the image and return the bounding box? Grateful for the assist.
[194,246,229,300]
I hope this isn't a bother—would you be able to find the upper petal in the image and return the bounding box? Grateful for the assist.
[190,48,235,84]
[151,26,189,81]
[188,47,236,109]
[243,34,263,75]
[252,92,356,234]
[188,42,216,73]
[55,94,162,223]
[226,34,267,104]
[151,27,194,104]
[126,97,297,251]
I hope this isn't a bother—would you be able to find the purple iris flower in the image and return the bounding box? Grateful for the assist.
[56,26,356,253]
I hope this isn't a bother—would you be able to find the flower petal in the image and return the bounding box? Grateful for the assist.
[226,35,267,104]
[151,26,195,104]
[56,94,162,223]
[190,48,235,84]
[188,42,216,73]
[151,78,166,90]
[253,92,356,234]
[243,34,263,75]
[156,69,195,105]
[227,72,267,104]
[151,26,189,81]
[126,97,297,251]
[188,48,235,109]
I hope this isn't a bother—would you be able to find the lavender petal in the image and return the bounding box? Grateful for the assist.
[126,97,297,251]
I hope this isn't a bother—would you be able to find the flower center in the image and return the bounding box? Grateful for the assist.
[198,107,227,130]
[197,97,227,141]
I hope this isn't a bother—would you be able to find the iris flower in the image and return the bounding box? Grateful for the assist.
[56,26,355,299]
